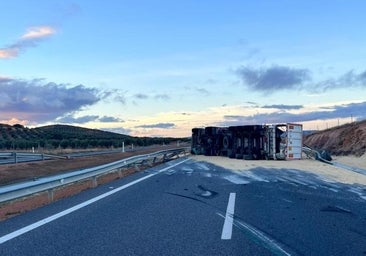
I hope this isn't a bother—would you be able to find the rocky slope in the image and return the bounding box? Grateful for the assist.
[304,119,366,156]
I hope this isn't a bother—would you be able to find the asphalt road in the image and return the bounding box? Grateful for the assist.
[0,157,365,255]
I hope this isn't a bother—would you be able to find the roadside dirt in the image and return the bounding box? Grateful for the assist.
[0,146,177,186]
[304,119,366,156]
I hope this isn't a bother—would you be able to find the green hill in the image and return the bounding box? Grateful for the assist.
[0,124,181,150]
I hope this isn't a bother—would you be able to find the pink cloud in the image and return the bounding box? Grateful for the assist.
[0,26,56,59]
[21,26,56,40]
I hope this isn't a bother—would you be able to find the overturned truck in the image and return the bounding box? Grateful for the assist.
[191,123,303,160]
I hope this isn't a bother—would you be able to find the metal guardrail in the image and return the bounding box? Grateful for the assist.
[302,146,332,164]
[0,152,67,164]
[303,146,366,176]
[0,147,189,204]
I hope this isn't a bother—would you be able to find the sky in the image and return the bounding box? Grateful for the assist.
[1,0,365,137]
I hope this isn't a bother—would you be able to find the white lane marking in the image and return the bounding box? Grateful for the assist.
[235,220,292,256]
[221,192,236,240]
[0,159,190,244]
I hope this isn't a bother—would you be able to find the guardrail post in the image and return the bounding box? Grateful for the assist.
[134,163,140,171]
[48,189,54,202]
[92,177,98,188]
[13,152,17,163]
[118,168,122,178]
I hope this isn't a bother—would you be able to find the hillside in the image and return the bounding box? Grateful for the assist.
[304,119,366,156]
[0,124,181,150]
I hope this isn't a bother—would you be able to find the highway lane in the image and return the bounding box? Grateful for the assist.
[1,157,366,255]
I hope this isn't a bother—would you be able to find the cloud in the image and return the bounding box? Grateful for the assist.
[99,116,123,122]
[316,69,366,91]
[236,64,366,93]
[21,26,56,40]
[236,65,310,92]
[246,101,258,105]
[57,115,99,124]
[135,123,175,129]
[205,79,218,84]
[262,104,303,110]
[0,26,56,59]
[130,93,171,101]
[101,89,127,104]
[134,93,149,100]
[359,70,366,81]
[218,101,366,126]
[0,78,101,123]
[56,114,123,124]
[154,94,170,100]
[102,127,132,135]
[0,48,18,59]
[196,87,210,96]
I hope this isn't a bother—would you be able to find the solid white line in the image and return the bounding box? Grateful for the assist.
[221,192,236,240]
[0,158,189,244]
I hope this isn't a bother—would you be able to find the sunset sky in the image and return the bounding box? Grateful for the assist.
[1,1,365,137]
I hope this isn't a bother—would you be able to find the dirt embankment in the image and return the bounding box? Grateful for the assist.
[304,119,366,156]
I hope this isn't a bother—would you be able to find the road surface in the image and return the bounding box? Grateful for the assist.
[0,157,365,255]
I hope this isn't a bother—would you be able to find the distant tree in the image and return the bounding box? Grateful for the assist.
[89,139,98,148]
[50,140,60,149]
[36,140,45,148]
[60,140,69,149]
[79,139,89,149]
[13,124,24,129]
[70,139,79,149]
[5,140,13,150]
[15,140,27,150]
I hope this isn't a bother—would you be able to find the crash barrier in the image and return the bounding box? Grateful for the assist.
[191,124,303,160]
[0,152,67,165]
[302,146,332,163]
[0,147,189,204]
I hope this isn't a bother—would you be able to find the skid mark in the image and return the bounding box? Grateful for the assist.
[348,187,366,200]
[195,185,218,199]
[222,174,250,185]
[201,172,213,178]
[320,205,352,214]
[182,167,194,176]
[217,213,292,256]
[195,163,210,171]
[165,169,177,176]
[240,172,269,183]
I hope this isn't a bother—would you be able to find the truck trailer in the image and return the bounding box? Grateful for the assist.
[191,123,303,160]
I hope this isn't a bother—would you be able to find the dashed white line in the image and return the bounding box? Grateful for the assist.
[221,192,236,240]
[0,159,189,244]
